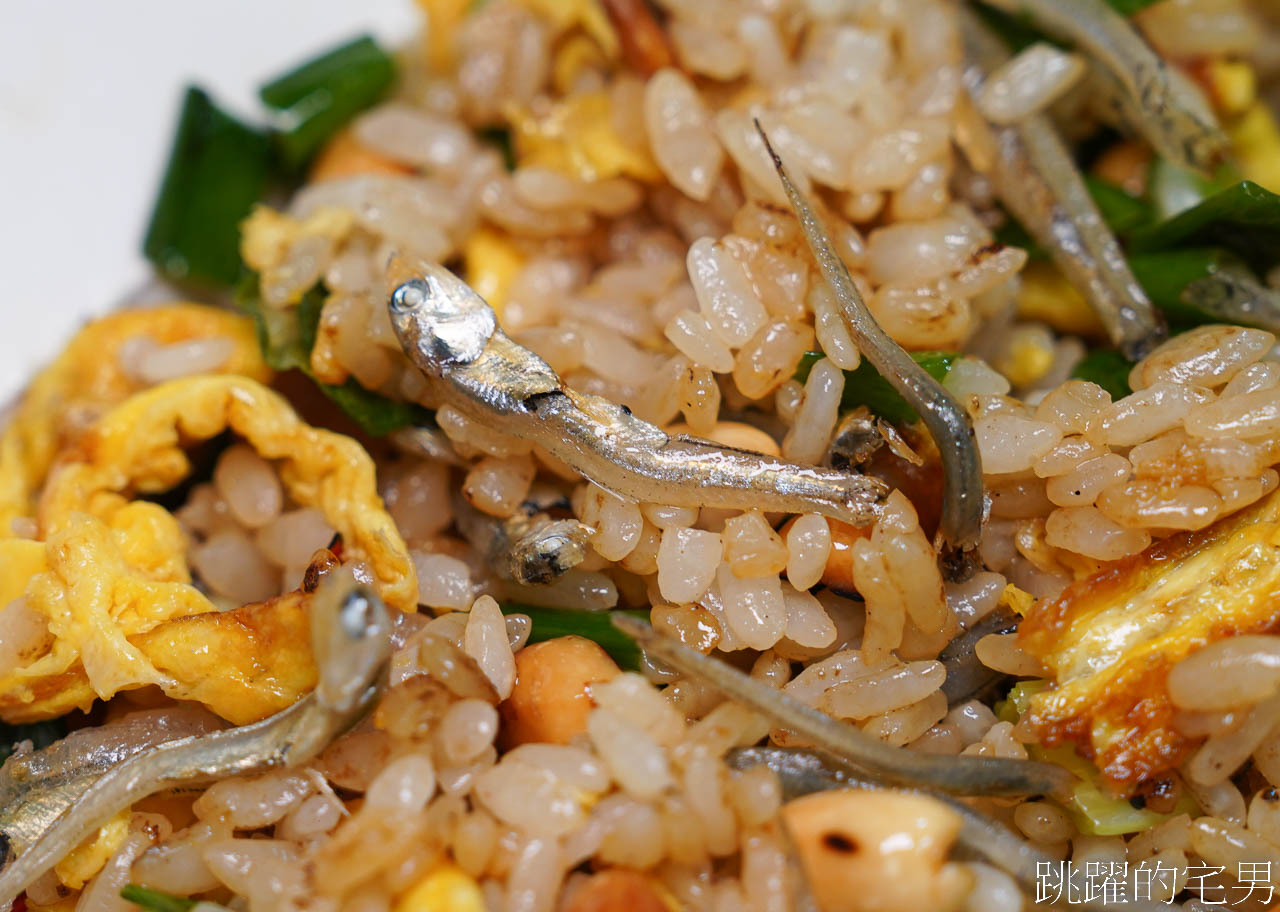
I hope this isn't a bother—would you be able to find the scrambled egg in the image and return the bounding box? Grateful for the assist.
[394,862,487,912]
[1020,487,1280,788]
[0,305,269,534]
[0,374,416,725]
[53,810,130,890]
[240,205,355,282]
[508,90,662,183]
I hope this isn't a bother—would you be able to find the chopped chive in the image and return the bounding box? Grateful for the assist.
[259,35,396,171]
[795,351,960,426]
[476,126,517,171]
[120,884,201,912]
[1128,247,1240,326]
[235,276,433,436]
[1130,180,1280,272]
[1070,349,1133,400]
[500,605,650,670]
[1084,175,1150,235]
[142,86,271,287]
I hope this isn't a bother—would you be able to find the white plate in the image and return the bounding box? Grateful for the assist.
[0,0,419,400]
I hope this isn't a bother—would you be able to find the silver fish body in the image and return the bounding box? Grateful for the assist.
[0,579,392,909]
[390,266,889,528]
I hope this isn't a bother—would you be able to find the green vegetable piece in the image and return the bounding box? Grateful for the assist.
[994,679,1048,724]
[142,87,271,287]
[994,213,1039,256]
[1031,743,1198,836]
[235,276,433,436]
[1131,180,1280,271]
[996,680,1195,836]
[259,36,397,171]
[120,885,202,912]
[972,4,1045,53]
[1084,175,1150,235]
[1070,349,1133,399]
[476,126,517,171]
[316,380,435,438]
[1101,0,1163,13]
[500,605,650,670]
[1145,156,1240,223]
[795,351,960,425]
[0,718,68,765]
[1128,247,1240,325]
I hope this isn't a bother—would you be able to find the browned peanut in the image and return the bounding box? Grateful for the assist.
[783,790,971,912]
[499,636,620,747]
[562,869,671,912]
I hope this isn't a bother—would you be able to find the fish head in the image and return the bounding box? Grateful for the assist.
[388,258,497,371]
[310,572,393,714]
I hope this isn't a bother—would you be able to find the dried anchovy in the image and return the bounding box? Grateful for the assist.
[390,265,889,527]
[729,747,1153,912]
[756,125,984,550]
[453,491,595,586]
[961,10,1167,362]
[938,606,1020,706]
[1182,269,1280,334]
[0,708,222,858]
[0,580,392,908]
[613,614,1076,798]
[981,0,1228,173]
[826,407,883,470]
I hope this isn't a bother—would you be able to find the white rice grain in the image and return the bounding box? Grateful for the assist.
[464,595,516,700]
[687,236,768,347]
[976,43,1086,124]
[657,527,723,604]
[645,69,724,202]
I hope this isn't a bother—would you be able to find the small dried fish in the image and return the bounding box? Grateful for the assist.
[825,407,883,470]
[390,264,889,528]
[453,491,595,586]
[0,578,392,908]
[729,747,1154,912]
[938,606,1020,706]
[613,614,1075,798]
[756,125,984,550]
[961,10,1167,362]
[982,0,1228,173]
[507,518,596,583]
[1182,268,1280,333]
[0,707,223,857]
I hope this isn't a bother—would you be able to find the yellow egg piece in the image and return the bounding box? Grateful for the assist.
[1229,100,1280,194]
[394,862,487,912]
[0,375,416,725]
[1205,59,1256,118]
[54,810,130,890]
[1015,261,1106,338]
[510,91,662,183]
[463,227,525,322]
[0,304,270,534]
[516,0,618,58]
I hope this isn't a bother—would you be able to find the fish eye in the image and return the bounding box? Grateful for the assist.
[390,279,431,314]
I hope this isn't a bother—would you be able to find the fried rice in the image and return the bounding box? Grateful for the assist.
[3,0,1280,910]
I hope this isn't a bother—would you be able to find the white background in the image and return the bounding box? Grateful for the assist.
[0,0,419,401]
